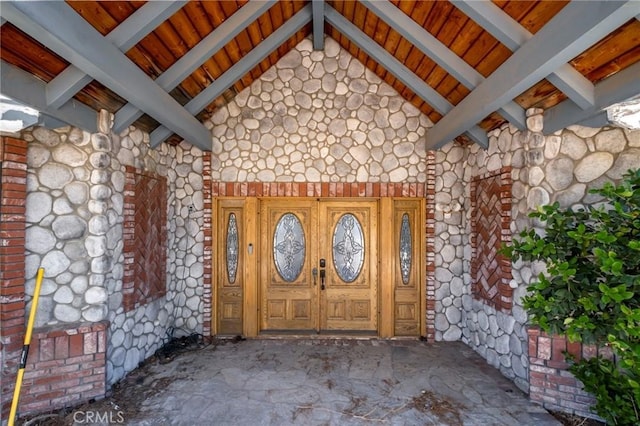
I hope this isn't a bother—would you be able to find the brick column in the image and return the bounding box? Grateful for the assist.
[528,328,611,419]
[202,152,212,337]
[0,136,28,418]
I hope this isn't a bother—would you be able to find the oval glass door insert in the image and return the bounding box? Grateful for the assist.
[399,213,412,285]
[332,213,364,283]
[273,213,305,282]
[226,213,238,284]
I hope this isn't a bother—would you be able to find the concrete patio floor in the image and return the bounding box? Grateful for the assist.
[101,338,560,426]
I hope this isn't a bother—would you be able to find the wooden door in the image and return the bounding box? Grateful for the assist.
[259,199,378,334]
[319,201,378,332]
[260,199,319,332]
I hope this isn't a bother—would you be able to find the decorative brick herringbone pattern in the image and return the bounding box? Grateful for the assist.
[470,168,513,312]
[123,167,167,312]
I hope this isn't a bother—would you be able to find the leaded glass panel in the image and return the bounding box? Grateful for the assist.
[226,213,238,284]
[332,214,364,283]
[273,213,305,282]
[400,213,412,285]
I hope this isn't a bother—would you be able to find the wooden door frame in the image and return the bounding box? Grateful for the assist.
[212,196,426,338]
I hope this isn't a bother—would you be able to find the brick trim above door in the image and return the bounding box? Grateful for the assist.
[211,182,426,198]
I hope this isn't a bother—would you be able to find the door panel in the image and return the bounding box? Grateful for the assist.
[319,201,378,332]
[260,200,318,331]
[216,199,244,335]
[393,200,424,336]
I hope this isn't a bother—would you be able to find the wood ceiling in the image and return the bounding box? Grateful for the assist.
[1,1,639,151]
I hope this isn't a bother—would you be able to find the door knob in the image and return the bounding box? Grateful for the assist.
[320,269,326,290]
[312,267,318,286]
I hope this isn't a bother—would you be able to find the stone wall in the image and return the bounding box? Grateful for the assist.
[441,108,639,408]
[523,118,639,417]
[102,126,206,385]
[20,122,206,388]
[431,142,467,343]
[461,120,532,392]
[208,37,431,184]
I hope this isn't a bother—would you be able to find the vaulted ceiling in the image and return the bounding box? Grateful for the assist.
[1,1,639,152]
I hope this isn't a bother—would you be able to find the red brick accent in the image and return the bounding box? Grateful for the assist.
[202,153,212,337]
[0,136,28,418]
[122,167,167,312]
[470,167,513,313]
[212,177,434,340]
[211,181,426,198]
[16,322,108,416]
[528,328,610,419]
[425,151,436,342]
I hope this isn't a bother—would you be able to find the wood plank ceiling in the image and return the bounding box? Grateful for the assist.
[1,1,639,151]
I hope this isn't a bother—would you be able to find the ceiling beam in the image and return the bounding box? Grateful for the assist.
[46,1,186,110]
[428,1,637,150]
[325,4,487,148]
[544,60,640,134]
[114,0,276,134]
[312,0,325,50]
[0,60,97,132]
[150,4,313,147]
[577,112,610,129]
[360,0,525,130]
[452,0,597,111]
[2,1,211,151]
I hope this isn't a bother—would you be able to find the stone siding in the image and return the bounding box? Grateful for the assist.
[20,123,206,389]
[523,118,639,417]
[208,37,431,184]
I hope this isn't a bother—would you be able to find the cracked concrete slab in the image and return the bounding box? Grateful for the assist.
[126,339,559,426]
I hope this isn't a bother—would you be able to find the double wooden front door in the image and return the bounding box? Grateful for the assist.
[214,197,424,338]
[260,199,377,333]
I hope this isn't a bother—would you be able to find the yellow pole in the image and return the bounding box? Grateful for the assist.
[8,267,45,426]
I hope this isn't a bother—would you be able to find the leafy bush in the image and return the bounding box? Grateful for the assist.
[504,169,640,425]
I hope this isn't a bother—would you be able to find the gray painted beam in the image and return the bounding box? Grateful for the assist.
[3,1,211,151]
[45,1,186,110]
[150,4,313,146]
[577,112,610,129]
[452,0,597,110]
[114,0,276,134]
[544,60,640,134]
[361,0,525,129]
[428,1,637,149]
[0,60,97,132]
[38,115,67,129]
[0,108,40,131]
[325,5,488,148]
[312,0,325,50]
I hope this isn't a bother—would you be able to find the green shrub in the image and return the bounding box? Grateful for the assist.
[504,169,640,425]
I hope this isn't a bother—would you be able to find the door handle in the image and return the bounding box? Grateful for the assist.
[319,259,326,290]
[312,267,318,286]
